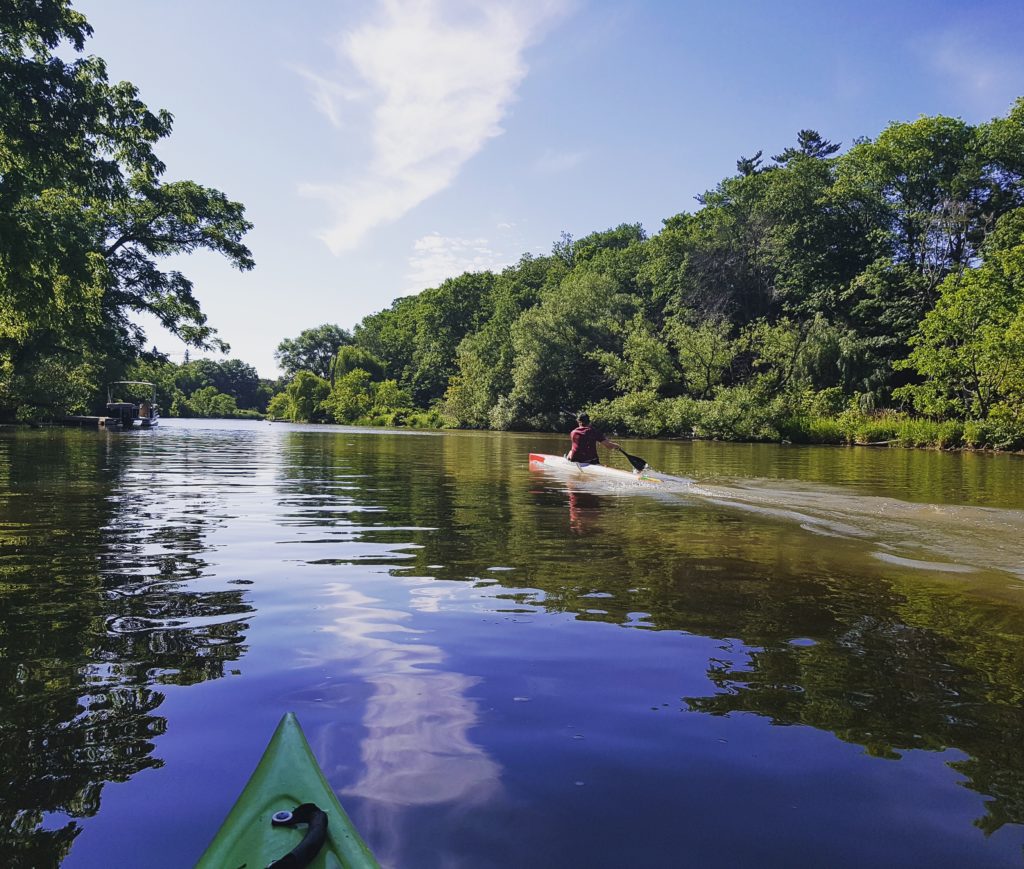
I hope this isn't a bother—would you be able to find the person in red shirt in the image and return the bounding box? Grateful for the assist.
[566,412,621,465]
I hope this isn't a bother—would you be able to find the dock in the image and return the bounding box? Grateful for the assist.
[60,415,125,430]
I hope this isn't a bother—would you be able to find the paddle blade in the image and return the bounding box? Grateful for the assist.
[619,448,647,472]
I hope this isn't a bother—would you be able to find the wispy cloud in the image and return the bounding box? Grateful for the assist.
[298,0,570,254]
[405,232,511,291]
[534,148,587,173]
[913,28,1022,114]
[290,67,364,129]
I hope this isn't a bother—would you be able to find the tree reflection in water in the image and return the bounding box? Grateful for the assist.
[3,423,1022,865]
[0,431,251,865]
[327,430,1024,838]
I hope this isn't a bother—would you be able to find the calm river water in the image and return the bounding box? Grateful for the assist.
[2,419,1024,867]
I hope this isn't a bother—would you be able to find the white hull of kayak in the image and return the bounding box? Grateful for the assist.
[528,453,670,484]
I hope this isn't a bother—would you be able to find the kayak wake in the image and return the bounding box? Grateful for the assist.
[529,453,1024,580]
[527,453,693,486]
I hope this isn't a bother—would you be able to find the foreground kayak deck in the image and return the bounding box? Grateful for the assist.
[196,713,379,868]
[528,452,671,484]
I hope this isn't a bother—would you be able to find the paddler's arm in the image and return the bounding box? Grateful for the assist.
[566,426,587,461]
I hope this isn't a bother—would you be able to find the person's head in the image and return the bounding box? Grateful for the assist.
[576,412,590,426]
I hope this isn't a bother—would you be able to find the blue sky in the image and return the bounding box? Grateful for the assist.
[75,0,1024,377]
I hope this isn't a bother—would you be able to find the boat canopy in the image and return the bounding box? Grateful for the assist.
[107,381,156,401]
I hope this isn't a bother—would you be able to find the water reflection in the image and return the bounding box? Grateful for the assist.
[0,430,251,864]
[682,602,1024,833]
[3,422,1024,865]
[427,438,1024,837]
[278,427,1024,842]
[318,580,501,863]
[566,483,603,535]
[273,435,501,864]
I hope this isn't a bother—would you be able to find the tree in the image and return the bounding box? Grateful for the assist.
[353,297,418,385]
[837,109,1024,291]
[441,255,559,427]
[680,172,778,323]
[332,346,385,381]
[508,269,631,424]
[274,324,352,379]
[266,391,292,420]
[895,208,1024,438]
[596,314,677,394]
[664,316,737,399]
[772,129,841,164]
[284,371,331,422]
[571,223,647,264]
[350,272,497,407]
[736,150,764,176]
[407,272,495,405]
[265,371,331,422]
[371,379,413,416]
[323,369,373,423]
[183,385,241,418]
[0,1,253,420]
[215,359,262,409]
[760,148,880,323]
[341,101,1024,437]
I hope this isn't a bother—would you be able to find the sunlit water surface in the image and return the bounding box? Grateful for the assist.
[2,420,1023,867]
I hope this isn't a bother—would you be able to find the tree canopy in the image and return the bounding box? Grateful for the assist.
[274,323,352,379]
[0,0,252,420]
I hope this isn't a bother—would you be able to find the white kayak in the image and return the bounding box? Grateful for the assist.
[528,453,674,484]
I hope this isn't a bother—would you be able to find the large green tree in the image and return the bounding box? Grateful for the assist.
[507,268,632,426]
[274,323,352,379]
[0,0,253,420]
[407,272,495,405]
[441,254,563,428]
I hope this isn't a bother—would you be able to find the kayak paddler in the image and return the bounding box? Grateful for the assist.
[566,412,621,465]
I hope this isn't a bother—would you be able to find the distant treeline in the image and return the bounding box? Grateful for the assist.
[127,357,272,419]
[268,101,1024,449]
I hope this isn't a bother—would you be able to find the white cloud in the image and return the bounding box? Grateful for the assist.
[405,232,510,291]
[298,0,571,254]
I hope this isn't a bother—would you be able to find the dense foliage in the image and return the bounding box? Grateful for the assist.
[0,0,252,421]
[126,356,271,418]
[274,323,352,379]
[268,105,1024,447]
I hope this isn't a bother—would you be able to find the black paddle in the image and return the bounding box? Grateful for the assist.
[560,408,648,472]
[617,446,648,473]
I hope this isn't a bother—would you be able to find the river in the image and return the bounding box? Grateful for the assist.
[1,419,1023,867]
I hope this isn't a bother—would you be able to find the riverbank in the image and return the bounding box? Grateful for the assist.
[18,405,1023,454]
[585,394,1024,453]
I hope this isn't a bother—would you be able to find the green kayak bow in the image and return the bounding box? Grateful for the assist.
[196,712,379,868]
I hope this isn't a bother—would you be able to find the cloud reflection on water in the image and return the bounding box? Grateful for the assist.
[316,577,501,856]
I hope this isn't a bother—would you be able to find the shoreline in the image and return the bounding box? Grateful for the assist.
[8,419,1021,456]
